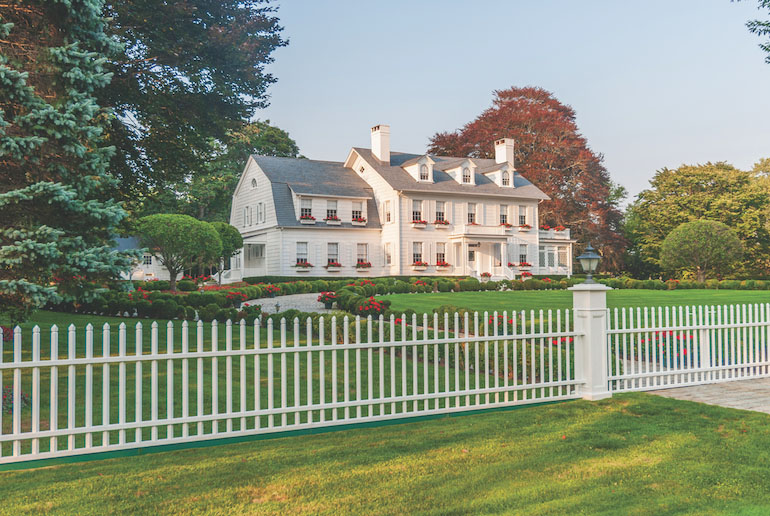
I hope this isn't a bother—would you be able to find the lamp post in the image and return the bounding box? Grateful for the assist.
[576,243,601,283]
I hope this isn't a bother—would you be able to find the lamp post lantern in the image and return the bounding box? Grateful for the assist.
[576,243,601,283]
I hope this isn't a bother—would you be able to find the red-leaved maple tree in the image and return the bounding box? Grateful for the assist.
[428,86,626,270]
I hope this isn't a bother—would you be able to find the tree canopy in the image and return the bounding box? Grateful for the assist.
[625,162,770,277]
[136,215,222,292]
[428,86,626,270]
[660,221,743,282]
[99,0,287,205]
[747,0,770,63]
[0,0,135,324]
[211,222,244,284]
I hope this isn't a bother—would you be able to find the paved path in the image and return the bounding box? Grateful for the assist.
[245,293,333,314]
[650,378,770,414]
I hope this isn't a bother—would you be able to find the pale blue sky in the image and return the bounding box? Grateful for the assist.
[259,0,770,201]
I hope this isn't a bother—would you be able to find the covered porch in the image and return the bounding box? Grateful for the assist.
[448,235,518,280]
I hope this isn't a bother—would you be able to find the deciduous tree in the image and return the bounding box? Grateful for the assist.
[428,86,626,270]
[0,0,136,324]
[136,215,222,292]
[99,1,287,206]
[627,162,769,276]
[747,0,770,63]
[660,221,743,282]
[211,222,244,284]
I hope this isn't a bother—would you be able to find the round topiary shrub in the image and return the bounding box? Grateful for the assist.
[177,280,196,291]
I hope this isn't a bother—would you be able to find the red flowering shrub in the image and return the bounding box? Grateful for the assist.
[317,291,337,303]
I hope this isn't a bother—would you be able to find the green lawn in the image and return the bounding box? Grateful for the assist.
[2,393,770,515]
[379,289,770,315]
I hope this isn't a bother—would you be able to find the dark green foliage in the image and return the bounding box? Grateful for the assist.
[0,1,137,324]
[100,1,287,210]
[660,220,744,282]
[177,280,197,292]
[747,0,770,64]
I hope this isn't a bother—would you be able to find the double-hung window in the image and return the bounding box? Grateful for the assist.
[384,200,391,223]
[419,164,429,181]
[519,244,528,265]
[502,171,510,186]
[300,199,312,218]
[435,201,445,222]
[462,167,471,183]
[412,200,423,222]
[357,243,369,264]
[412,242,423,264]
[326,200,338,220]
[558,246,568,267]
[467,203,476,224]
[352,201,363,220]
[518,205,527,226]
[327,243,339,265]
[384,243,392,265]
[296,242,308,265]
[500,204,508,225]
[436,242,446,264]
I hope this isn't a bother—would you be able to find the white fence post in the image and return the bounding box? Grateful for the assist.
[570,283,612,400]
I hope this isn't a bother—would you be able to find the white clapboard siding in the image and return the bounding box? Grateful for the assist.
[0,310,578,464]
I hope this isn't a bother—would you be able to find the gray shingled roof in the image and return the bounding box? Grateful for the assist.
[252,155,373,198]
[252,155,381,229]
[354,148,550,200]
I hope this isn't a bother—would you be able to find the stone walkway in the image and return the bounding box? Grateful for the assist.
[650,378,770,414]
[244,293,333,314]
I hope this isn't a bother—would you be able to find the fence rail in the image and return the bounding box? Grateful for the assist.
[0,310,580,464]
[607,303,770,392]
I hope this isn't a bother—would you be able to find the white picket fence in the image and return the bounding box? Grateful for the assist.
[608,303,770,392]
[0,310,581,464]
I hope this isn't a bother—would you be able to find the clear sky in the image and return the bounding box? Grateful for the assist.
[259,0,770,202]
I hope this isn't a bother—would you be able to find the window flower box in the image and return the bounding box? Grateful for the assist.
[411,220,427,229]
[299,215,316,225]
[436,260,451,270]
[434,220,450,228]
[356,261,372,271]
[412,260,429,271]
[352,216,367,226]
[507,262,516,268]
[501,223,514,231]
[518,262,532,270]
[554,225,566,232]
[294,262,313,272]
[325,261,342,272]
[518,224,532,232]
[324,216,341,226]
[540,225,551,230]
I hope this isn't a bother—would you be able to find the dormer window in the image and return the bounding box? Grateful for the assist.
[502,171,510,186]
[419,164,429,181]
[462,168,471,184]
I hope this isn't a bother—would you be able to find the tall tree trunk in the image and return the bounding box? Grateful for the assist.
[696,267,705,283]
[168,268,178,292]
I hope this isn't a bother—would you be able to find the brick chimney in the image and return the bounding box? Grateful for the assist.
[494,138,515,165]
[371,124,390,163]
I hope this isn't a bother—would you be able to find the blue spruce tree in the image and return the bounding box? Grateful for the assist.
[0,1,136,323]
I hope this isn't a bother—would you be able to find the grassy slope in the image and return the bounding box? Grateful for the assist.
[380,289,770,315]
[2,394,770,515]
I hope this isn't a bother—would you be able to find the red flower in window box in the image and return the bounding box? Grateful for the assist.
[300,214,316,221]
[436,260,451,267]
[433,219,450,225]
[519,262,532,267]
[411,219,427,224]
[540,225,551,230]
[352,216,367,223]
[325,261,342,268]
[356,261,372,268]
[294,262,313,268]
[519,224,532,230]
[323,215,340,221]
[500,223,513,228]
[412,261,429,267]
[554,225,566,231]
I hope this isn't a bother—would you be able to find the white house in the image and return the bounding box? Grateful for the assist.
[115,237,183,282]
[225,125,574,281]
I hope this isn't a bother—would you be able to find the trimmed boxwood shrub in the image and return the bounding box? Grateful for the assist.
[177,280,196,291]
